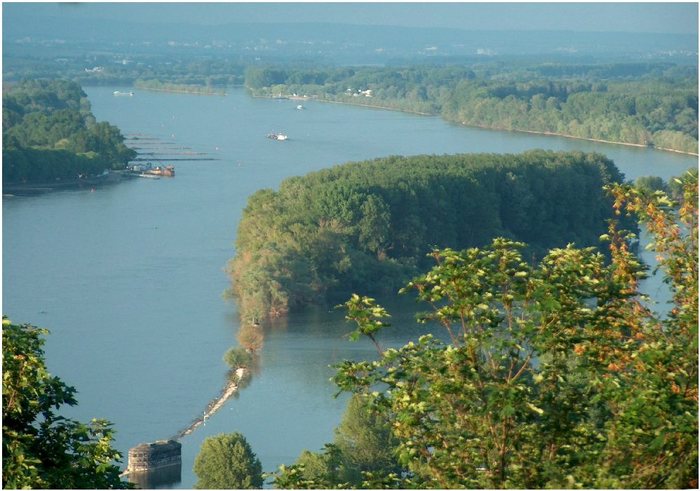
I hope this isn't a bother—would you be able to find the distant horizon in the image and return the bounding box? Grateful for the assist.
[3,2,698,36]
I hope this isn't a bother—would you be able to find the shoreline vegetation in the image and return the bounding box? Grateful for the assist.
[228,150,629,323]
[252,92,699,157]
[244,63,698,155]
[3,80,136,185]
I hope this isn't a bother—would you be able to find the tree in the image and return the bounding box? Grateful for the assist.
[2,318,128,489]
[634,175,668,194]
[223,346,253,370]
[333,394,403,485]
[3,80,136,184]
[328,170,697,488]
[273,394,404,489]
[193,433,263,489]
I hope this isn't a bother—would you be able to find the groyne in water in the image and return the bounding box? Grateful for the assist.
[170,368,247,440]
[123,367,248,482]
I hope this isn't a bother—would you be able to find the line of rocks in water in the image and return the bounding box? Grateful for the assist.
[170,367,247,440]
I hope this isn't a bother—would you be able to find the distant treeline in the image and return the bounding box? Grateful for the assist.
[245,63,698,154]
[228,150,626,322]
[4,57,696,153]
[3,56,246,88]
[3,80,135,183]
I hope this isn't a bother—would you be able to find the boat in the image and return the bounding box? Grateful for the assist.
[143,165,175,177]
[296,104,304,110]
[267,133,288,141]
[113,91,134,97]
[130,162,175,178]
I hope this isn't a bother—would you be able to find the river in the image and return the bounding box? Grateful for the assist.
[2,86,696,488]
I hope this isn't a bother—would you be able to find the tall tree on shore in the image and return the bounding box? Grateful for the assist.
[193,432,263,489]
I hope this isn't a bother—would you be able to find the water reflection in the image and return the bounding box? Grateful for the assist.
[128,464,182,489]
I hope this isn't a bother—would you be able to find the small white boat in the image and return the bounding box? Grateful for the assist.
[296,104,304,110]
[113,91,134,97]
[267,133,288,141]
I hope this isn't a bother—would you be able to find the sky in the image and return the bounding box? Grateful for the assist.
[4,2,698,35]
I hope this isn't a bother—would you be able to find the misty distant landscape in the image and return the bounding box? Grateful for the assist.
[4,3,698,67]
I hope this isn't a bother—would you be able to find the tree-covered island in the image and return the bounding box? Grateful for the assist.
[3,80,136,186]
[228,150,629,323]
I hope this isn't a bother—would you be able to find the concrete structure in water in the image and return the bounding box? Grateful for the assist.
[127,439,181,474]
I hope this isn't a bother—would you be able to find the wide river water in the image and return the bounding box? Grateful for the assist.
[3,86,696,488]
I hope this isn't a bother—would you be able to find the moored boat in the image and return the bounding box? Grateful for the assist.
[128,162,175,178]
[267,133,288,141]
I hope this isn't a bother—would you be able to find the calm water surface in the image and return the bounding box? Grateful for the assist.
[3,87,696,488]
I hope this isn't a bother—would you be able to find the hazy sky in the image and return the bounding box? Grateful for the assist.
[5,2,698,35]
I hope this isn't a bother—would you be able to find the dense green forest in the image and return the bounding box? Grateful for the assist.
[3,54,246,89]
[228,150,627,322]
[245,63,698,154]
[2,80,136,183]
[272,171,698,489]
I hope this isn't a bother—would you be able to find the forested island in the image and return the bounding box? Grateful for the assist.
[245,63,698,154]
[2,80,135,185]
[228,150,627,322]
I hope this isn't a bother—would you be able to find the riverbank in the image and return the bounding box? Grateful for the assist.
[459,124,699,157]
[252,92,698,157]
[3,170,131,196]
